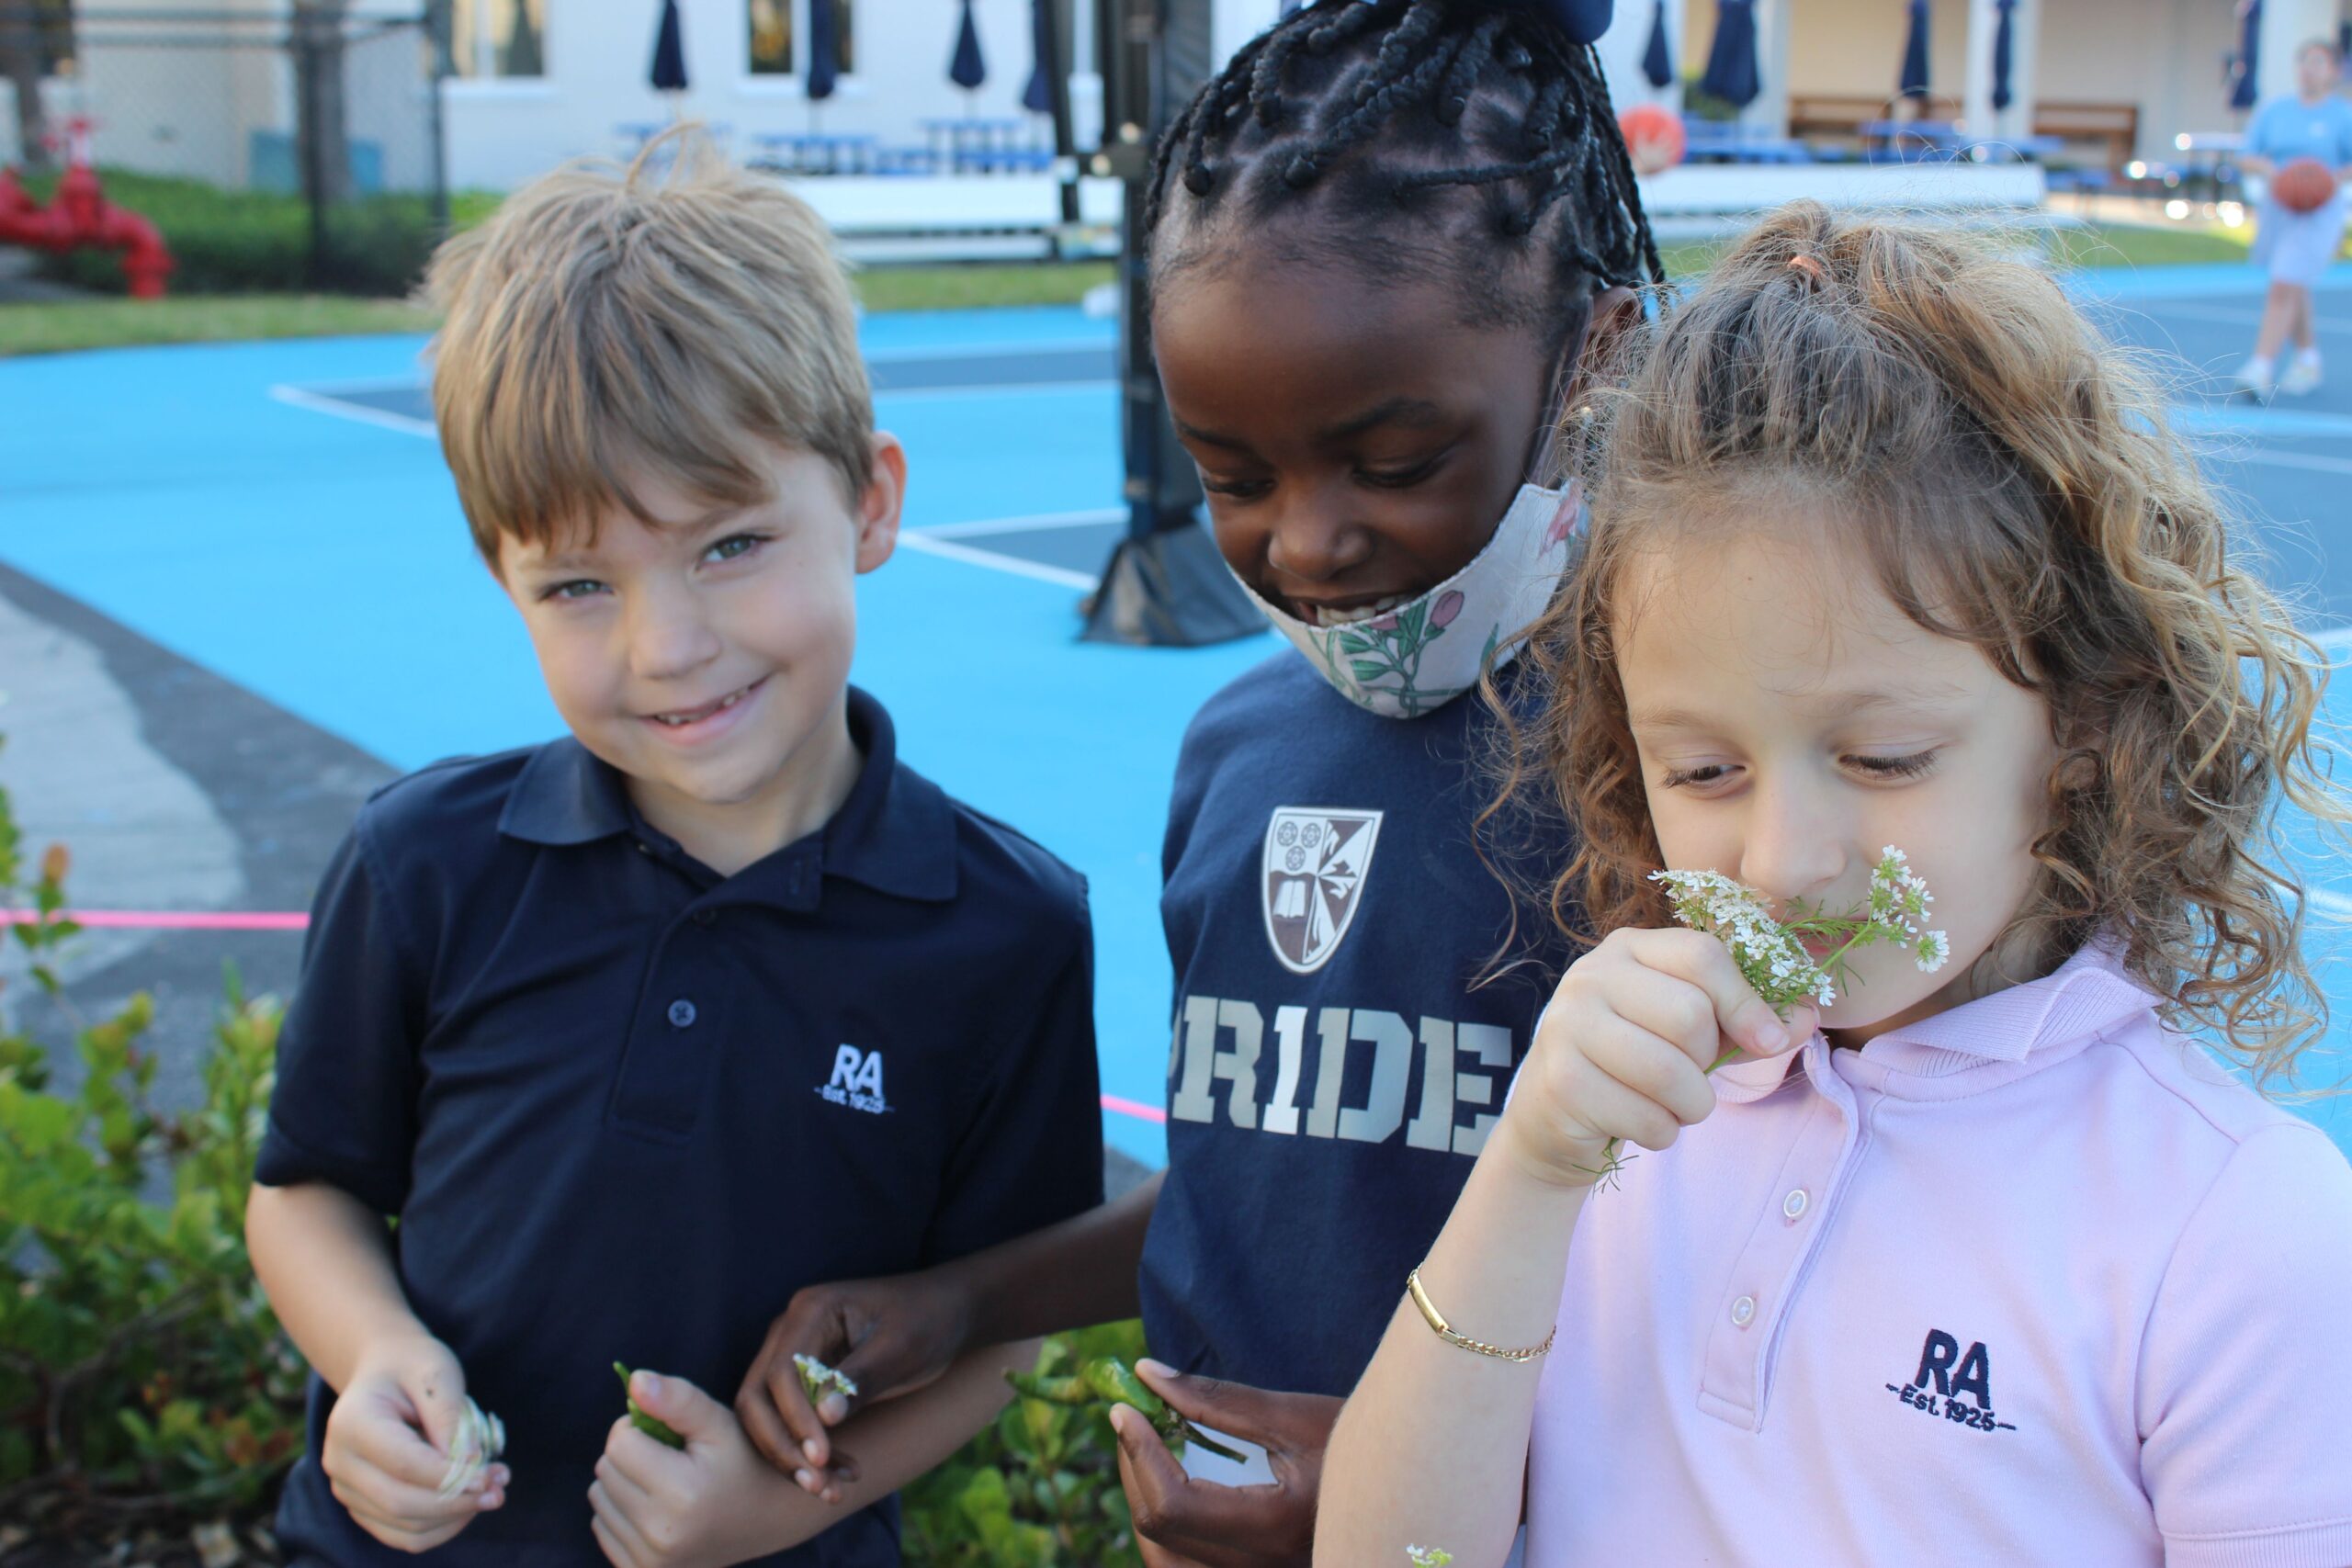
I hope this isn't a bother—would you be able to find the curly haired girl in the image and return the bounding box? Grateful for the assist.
[1322,201,2352,1567]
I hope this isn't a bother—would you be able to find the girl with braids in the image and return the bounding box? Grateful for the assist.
[732,2,1658,1561]
[1323,205,2352,1566]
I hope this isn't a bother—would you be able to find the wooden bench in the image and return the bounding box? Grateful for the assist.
[1790,93,1959,142]
[2030,100,2140,171]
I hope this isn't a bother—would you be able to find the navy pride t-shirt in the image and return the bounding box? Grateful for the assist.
[1138,652,1573,1398]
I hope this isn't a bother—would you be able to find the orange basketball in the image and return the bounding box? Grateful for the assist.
[2272,155,2338,213]
[1617,103,1686,176]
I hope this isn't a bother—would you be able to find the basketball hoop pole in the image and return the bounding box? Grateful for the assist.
[1078,0,1261,647]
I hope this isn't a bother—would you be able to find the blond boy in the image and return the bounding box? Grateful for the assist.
[246,135,1104,1567]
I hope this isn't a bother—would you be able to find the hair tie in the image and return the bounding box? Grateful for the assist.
[1786,254,1828,286]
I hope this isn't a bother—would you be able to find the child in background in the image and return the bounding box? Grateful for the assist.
[2233,37,2352,397]
[730,2,1656,1562]
[245,134,1103,1567]
[1322,203,2352,1567]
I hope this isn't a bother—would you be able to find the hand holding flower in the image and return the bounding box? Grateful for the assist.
[1497,924,1805,1190]
[1593,849,1948,1181]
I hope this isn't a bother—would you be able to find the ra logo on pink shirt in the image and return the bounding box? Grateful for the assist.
[1884,1329,2019,1435]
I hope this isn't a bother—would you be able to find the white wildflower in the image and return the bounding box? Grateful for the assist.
[435,1397,505,1500]
[795,1353,859,1405]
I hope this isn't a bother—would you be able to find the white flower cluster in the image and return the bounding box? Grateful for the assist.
[1647,868,1844,1006]
[795,1352,860,1405]
[1647,847,1950,1013]
[1406,1550,1454,1567]
[435,1397,505,1500]
[1863,845,1951,973]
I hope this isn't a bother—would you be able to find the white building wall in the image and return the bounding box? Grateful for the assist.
[23,0,2345,195]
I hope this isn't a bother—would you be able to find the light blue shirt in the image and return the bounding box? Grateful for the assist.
[2248,92,2352,168]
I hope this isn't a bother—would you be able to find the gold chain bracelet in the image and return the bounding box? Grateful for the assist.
[1405,1266,1555,1364]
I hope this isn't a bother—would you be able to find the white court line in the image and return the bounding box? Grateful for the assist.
[862,338,1113,364]
[2123,301,2352,333]
[2310,887,2352,921]
[2207,446,2352,478]
[268,384,435,438]
[896,530,1099,590]
[914,507,1125,538]
[873,378,1114,403]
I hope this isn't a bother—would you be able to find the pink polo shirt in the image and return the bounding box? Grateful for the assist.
[1525,942,2352,1568]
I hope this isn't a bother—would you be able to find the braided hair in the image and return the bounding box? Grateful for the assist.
[1145,0,1664,334]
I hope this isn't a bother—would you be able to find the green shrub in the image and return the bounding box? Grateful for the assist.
[18,169,502,298]
[903,1322,1144,1567]
[0,739,307,1546]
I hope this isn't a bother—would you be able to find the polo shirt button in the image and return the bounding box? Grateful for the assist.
[693,909,716,928]
[1731,1293,1757,1328]
[667,998,697,1029]
[1783,1188,1809,1221]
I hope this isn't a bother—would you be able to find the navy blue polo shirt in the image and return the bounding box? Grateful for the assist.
[255,688,1103,1567]
[1137,652,1575,1399]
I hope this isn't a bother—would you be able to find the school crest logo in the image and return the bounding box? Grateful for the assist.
[1262,807,1384,975]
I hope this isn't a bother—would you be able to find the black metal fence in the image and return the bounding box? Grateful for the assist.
[2,5,449,292]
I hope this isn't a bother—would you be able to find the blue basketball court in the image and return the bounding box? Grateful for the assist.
[2,263,2348,1167]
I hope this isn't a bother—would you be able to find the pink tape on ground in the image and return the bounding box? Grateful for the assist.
[6,908,1171,1125]
[3,908,311,931]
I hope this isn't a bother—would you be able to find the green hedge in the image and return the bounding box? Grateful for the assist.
[18,169,501,298]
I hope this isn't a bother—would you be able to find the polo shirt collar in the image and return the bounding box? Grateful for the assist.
[820,688,958,902]
[1853,936,2153,1066]
[1712,938,2157,1104]
[496,688,959,904]
[500,737,634,845]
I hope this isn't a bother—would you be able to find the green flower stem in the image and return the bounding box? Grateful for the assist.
[1004,1359,1249,1464]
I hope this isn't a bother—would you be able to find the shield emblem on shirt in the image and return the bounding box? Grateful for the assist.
[1261,807,1384,975]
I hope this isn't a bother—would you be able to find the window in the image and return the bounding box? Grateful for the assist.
[747,0,852,77]
[449,0,544,79]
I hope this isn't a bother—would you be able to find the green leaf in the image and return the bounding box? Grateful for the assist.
[1336,631,1374,654]
[1349,660,1390,682]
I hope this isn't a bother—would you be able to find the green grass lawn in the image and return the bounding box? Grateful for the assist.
[0,293,440,356]
[0,261,1119,356]
[0,221,2287,357]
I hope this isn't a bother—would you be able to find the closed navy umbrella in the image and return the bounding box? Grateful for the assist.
[2232,0,2260,112]
[1990,0,2016,111]
[650,0,687,94]
[1643,0,1675,90]
[1698,0,1759,109]
[949,0,987,93]
[808,0,839,102]
[1898,0,1930,101]
[1022,0,1052,113]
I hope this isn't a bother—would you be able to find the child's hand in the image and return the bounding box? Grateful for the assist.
[1499,927,1814,1190]
[1108,1361,1340,1568]
[592,1370,800,1568]
[735,1270,971,1489]
[321,1333,509,1553]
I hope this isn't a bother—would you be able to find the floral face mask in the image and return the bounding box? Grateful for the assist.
[1229,480,1584,720]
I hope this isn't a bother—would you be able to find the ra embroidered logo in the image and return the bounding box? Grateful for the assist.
[1261,807,1384,975]
[818,1044,890,1114]
[1884,1327,2017,1434]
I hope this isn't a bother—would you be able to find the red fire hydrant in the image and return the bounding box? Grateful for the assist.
[0,118,175,299]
